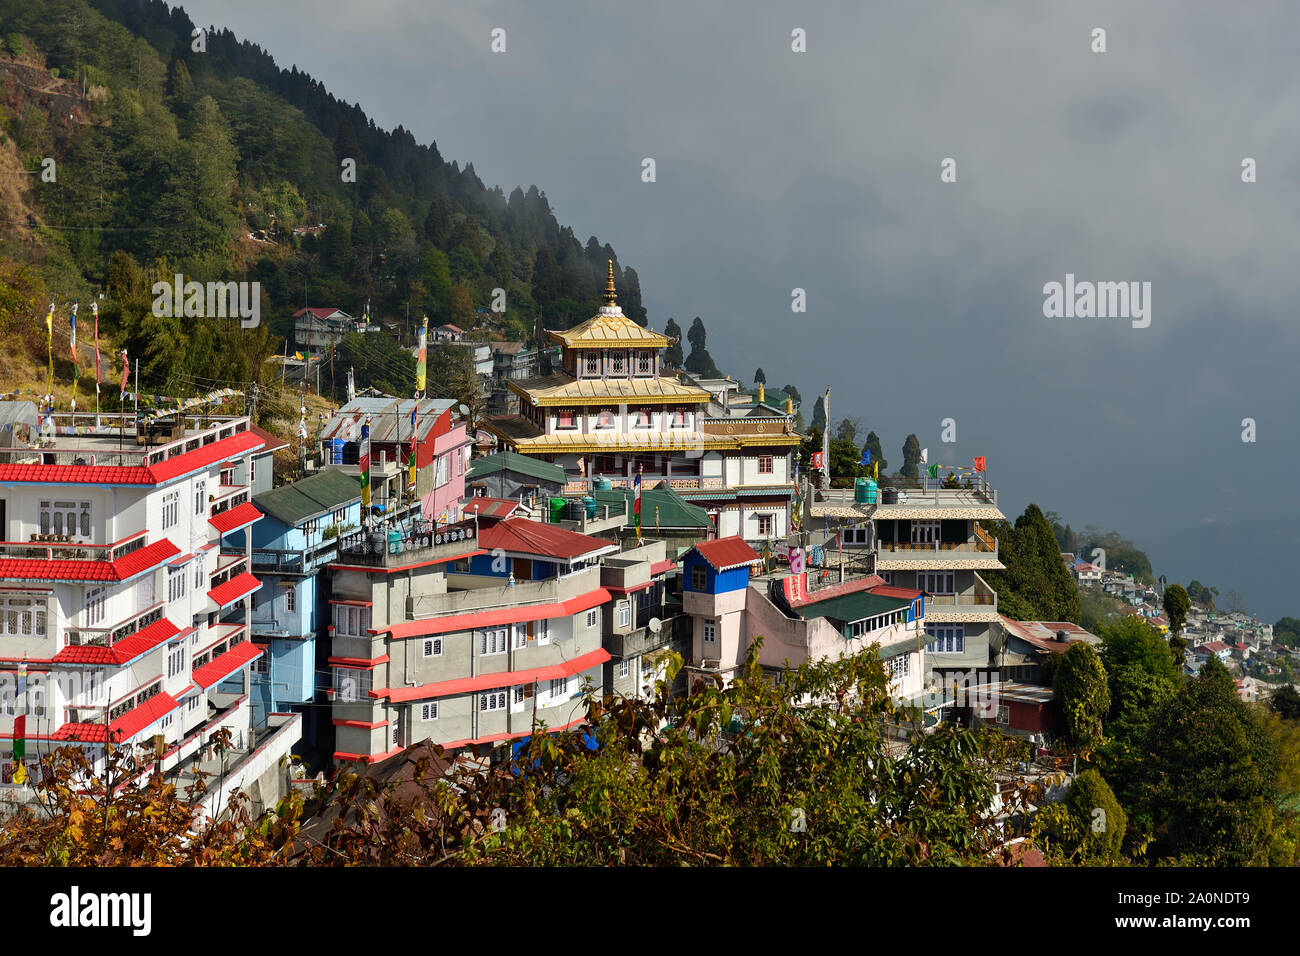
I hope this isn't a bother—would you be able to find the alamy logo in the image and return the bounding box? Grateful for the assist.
[151,274,261,328]
[1042,273,1151,328]
[50,886,151,936]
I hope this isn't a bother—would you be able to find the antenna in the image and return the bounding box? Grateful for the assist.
[648,617,662,635]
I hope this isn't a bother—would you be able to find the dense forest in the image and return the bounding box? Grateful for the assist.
[0,0,650,405]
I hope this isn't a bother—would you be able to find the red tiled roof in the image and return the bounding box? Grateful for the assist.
[461,497,521,519]
[690,536,762,572]
[374,647,610,702]
[1197,641,1231,654]
[0,429,265,486]
[209,501,263,534]
[52,617,181,665]
[480,517,613,561]
[53,691,181,743]
[0,538,180,583]
[868,584,925,600]
[207,571,260,608]
[381,588,610,639]
[790,574,886,608]
[650,559,677,576]
[192,640,264,689]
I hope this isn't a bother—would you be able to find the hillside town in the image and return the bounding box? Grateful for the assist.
[4,268,1287,848]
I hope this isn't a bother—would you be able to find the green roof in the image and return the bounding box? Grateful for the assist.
[254,467,361,527]
[467,449,565,486]
[793,591,912,627]
[592,482,711,529]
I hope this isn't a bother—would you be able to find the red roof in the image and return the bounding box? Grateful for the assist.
[461,497,521,519]
[209,501,263,534]
[381,588,610,639]
[52,617,181,665]
[791,574,886,607]
[0,538,180,583]
[53,691,181,743]
[480,517,613,561]
[650,559,677,576]
[207,571,260,608]
[1197,641,1231,654]
[868,584,925,600]
[294,307,346,319]
[374,647,610,702]
[192,640,264,689]
[249,423,289,453]
[0,428,265,486]
[690,536,761,572]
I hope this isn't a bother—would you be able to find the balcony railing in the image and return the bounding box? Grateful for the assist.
[0,532,147,563]
[924,572,998,609]
[66,602,166,649]
[250,540,339,574]
[878,540,997,555]
[815,477,997,508]
[336,517,478,567]
[0,414,254,468]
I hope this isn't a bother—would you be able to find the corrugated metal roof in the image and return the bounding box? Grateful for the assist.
[321,398,458,444]
[592,484,710,529]
[793,590,913,625]
[253,467,360,527]
[467,449,564,485]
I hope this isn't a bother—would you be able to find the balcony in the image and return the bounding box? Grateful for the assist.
[926,574,998,608]
[250,540,339,575]
[814,477,998,511]
[410,564,601,620]
[335,517,480,569]
[0,531,148,563]
[606,612,680,660]
[0,413,255,468]
[563,476,726,495]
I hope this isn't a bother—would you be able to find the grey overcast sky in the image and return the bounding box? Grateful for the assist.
[179,0,1300,620]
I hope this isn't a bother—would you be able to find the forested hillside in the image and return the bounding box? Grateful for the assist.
[0,0,646,405]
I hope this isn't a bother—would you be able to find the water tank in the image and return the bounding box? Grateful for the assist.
[593,476,612,491]
[387,529,403,554]
[881,487,899,504]
[329,438,345,464]
[566,498,586,521]
[583,495,597,519]
[549,497,568,524]
[854,477,877,504]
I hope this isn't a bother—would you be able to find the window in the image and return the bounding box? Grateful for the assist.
[220,468,234,486]
[161,491,179,531]
[194,479,206,515]
[513,623,527,649]
[556,408,577,430]
[481,628,508,655]
[691,567,706,591]
[332,508,347,525]
[632,407,652,429]
[618,603,630,628]
[252,654,269,675]
[420,701,439,721]
[584,351,599,376]
[585,609,598,629]
[249,457,257,484]
[850,609,906,637]
[187,695,200,712]
[39,500,91,539]
[619,659,629,678]
[911,521,940,545]
[885,655,910,682]
[926,624,965,654]
[84,587,106,626]
[167,643,186,679]
[333,668,371,702]
[456,447,463,475]
[917,572,955,595]
[435,455,449,487]
[167,566,186,603]
[333,604,370,638]
[756,514,774,537]
[670,408,688,428]
[513,685,531,706]
[595,408,616,429]
[550,677,570,699]
[610,351,626,375]
[635,350,652,375]
[422,638,443,658]
[284,588,296,614]
[996,705,1010,725]
[536,618,549,646]
[193,560,204,591]
[479,690,507,712]
[594,453,618,474]
[703,620,717,644]
[757,455,774,475]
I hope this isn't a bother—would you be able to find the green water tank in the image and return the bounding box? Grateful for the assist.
[550,497,568,523]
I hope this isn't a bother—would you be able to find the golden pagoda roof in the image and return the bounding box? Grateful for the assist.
[548,259,675,349]
[509,374,711,407]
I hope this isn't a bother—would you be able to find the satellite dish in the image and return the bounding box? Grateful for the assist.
[457,404,469,415]
[648,617,662,634]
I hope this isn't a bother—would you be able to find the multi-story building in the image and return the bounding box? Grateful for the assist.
[293,307,380,358]
[0,411,298,811]
[810,476,1006,683]
[679,536,928,707]
[222,467,363,758]
[326,515,618,763]
[318,397,471,524]
[482,263,802,546]
[598,538,685,700]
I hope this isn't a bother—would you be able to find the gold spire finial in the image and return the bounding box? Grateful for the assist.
[603,259,618,307]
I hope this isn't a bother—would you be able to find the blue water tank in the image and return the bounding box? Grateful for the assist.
[583,496,597,519]
[330,438,345,464]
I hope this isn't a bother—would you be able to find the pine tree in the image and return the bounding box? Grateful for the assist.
[663,318,683,367]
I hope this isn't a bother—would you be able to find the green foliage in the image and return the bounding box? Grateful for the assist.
[1163,584,1191,637]
[683,316,722,378]
[1054,642,1110,748]
[662,318,683,367]
[900,433,921,479]
[981,504,1081,624]
[5,33,25,58]
[1273,617,1300,649]
[1031,769,1128,865]
[1272,684,1300,722]
[862,431,885,474]
[333,331,414,400]
[753,367,765,384]
[1186,579,1218,609]
[1079,528,1155,583]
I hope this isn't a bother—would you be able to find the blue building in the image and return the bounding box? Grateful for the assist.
[221,467,362,761]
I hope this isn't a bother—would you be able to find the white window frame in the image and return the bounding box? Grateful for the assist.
[618,603,630,628]
[167,566,187,604]
[194,479,207,516]
[284,587,296,614]
[918,572,955,595]
[703,620,717,644]
[513,623,527,649]
[585,609,598,629]
[536,618,550,646]
[911,520,940,545]
[422,637,443,658]
[333,604,370,638]
[756,513,774,537]
[84,587,106,626]
[161,490,180,531]
[926,623,965,655]
[420,701,439,721]
[333,667,371,702]
[619,659,630,678]
[481,628,508,656]
[39,499,91,539]
[167,642,186,680]
[479,690,507,712]
[550,677,570,699]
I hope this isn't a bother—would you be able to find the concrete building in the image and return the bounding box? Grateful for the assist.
[222,467,363,759]
[466,449,565,506]
[318,397,471,525]
[599,538,684,701]
[326,516,618,764]
[810,478,1006,683]
[293,307,380,358]
[481,263,801,546]
[0,411,296,808]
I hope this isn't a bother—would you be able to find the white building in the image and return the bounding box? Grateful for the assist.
[0,411,297,809]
